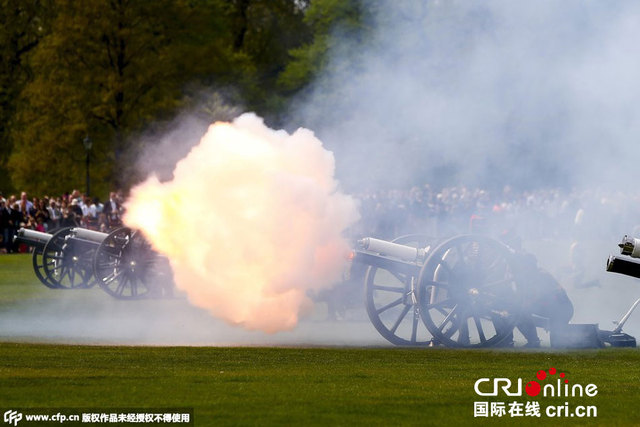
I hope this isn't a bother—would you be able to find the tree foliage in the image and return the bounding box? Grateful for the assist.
[225,0,312,119]
[277,0,368,94]
[0,0,53,192]
[2,0,361,197]
[9,0,248,195]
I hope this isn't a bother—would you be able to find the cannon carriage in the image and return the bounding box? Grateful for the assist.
[353,232,638,348]
[355,233,529,348]
[14,227,172,300]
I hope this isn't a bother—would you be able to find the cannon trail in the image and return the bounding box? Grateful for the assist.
[123,113,359,333]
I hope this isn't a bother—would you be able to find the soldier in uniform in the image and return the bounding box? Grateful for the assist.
[500,231,574,347]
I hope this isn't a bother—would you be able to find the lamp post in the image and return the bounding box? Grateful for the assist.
[83,135,93,196]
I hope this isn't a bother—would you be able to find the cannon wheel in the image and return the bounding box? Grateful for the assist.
[93,227,157,299]
[32,228,64,289]
[41,227,95,289]
[417,234,521,348]
[365,234,434,346]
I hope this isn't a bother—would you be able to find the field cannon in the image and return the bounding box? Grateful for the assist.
[14,227,172,299]
[352,233,636,348]
[353,234,529,347]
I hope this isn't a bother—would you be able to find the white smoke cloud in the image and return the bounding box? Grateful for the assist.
[290,0,640,191]
[124,113,359,333]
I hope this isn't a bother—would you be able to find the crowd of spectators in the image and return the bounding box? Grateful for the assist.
[352,184,640,243]
[4,183,640,255]
[0,189,125,254]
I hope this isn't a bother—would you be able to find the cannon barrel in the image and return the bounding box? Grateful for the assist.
[13,228,52,250]
[357,237,427,262]
[607,255,640,279]
[70,228,109,244]
[351,237,427,276]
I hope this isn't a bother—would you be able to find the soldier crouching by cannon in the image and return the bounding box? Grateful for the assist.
[497,232,574,348]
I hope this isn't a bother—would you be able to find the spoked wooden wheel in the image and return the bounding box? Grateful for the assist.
[365,234,434,346]
[41,227,95,289]
[93,227,158,299]
[417,235,521,348]
[32,228,63,289]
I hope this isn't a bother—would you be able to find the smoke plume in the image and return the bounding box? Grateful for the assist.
[124,113,359,333]
[290,0,640,192]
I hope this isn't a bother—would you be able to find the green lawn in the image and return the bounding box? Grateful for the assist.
[2,254,640,426]
[2,344,640,425]
[0,253,45,302]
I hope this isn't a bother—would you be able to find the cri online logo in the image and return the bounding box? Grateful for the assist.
[475,367,598,398]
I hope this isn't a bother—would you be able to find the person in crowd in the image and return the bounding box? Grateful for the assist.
[60,199,78,227]
[31,197,39,216]
[18,192,34,220]
[0,199,8,253]
[47,199,61,230]
[70,189,82,206]
[92,197,104,215]
[69,198,83,223]
[90,197,104,230]
[9,202,24,253]
[0,194,16,253]
[33,215,46,233]
[34,199,50,231]
[103,191,123,229]
[82,195,100,230]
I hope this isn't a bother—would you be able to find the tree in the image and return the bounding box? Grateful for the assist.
[0,0,53,193]
[277,0,369,95]
[225,0,311,119]
[9,0,247,195]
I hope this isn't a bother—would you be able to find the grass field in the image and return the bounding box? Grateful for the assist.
[2,254,640,426]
